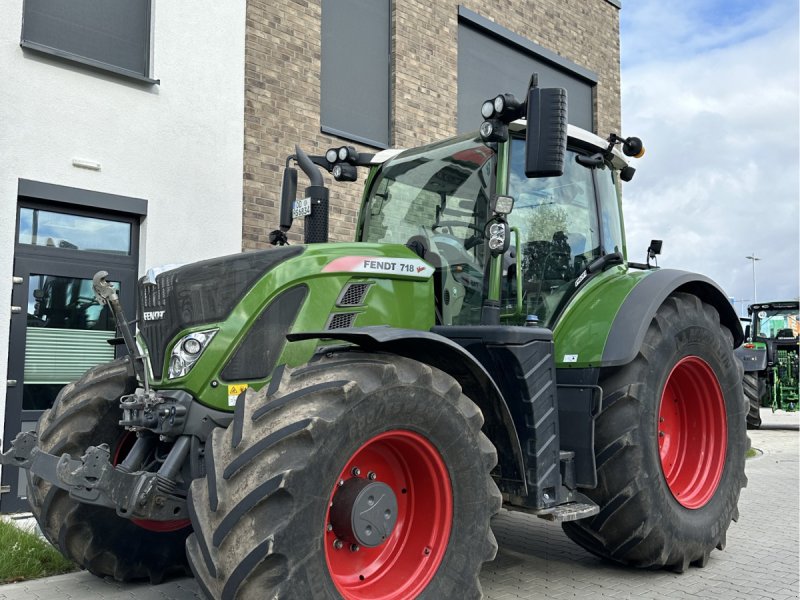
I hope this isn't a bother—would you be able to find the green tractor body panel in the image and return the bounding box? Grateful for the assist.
[142,243,435,412]
[551,265,649,368]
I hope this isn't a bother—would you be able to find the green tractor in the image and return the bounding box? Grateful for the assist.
[736,300,799,428]
[2,79,747,599]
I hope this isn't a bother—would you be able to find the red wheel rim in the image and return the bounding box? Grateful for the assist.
[112,432,191,532]
[658,356,727,509]
[324,430,453,600]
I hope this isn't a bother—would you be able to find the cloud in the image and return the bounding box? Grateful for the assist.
[620,0,799,313]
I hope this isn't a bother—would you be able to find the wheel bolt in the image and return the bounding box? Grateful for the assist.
[368,471,377,480]
[326,524,333,532]
[659,431,665,437]
[351,467,361,477]
[350,544,360,552]
[333,539,343,550]
[423,547,431,556]
[338,479,344,487]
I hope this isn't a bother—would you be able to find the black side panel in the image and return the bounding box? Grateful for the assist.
[434,325,561,510]
[602,269,743,367]
[139,246,303,378]
[221,285,308,381]
[556,384,602,488]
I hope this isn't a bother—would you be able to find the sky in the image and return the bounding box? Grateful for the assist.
[619,0,799,315]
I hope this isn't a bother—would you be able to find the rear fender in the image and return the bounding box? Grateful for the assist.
[287,327,527,497]
[601,269,743,367]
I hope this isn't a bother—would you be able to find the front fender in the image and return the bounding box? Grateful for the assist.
[287,326,527,497]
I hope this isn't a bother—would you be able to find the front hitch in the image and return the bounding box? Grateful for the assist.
[0,431,187,522]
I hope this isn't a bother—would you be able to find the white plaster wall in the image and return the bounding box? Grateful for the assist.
[0,1,246,480]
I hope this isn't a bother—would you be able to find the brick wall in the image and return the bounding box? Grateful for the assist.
[242,0,620,250]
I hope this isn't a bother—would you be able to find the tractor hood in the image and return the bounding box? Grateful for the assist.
[137,246,304,378]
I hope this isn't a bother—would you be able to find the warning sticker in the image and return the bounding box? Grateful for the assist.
[322,256,434,279]
[227,384,248,407]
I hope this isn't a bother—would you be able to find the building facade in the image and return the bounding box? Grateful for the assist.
[242,0,621,248]
[0,0,246,511]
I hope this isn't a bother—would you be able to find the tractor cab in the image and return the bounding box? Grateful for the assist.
[356,123,639,329]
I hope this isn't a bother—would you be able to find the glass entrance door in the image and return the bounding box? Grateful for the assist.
[22,271,120,410]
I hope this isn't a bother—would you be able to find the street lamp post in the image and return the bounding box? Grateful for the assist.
[745,253,761,304]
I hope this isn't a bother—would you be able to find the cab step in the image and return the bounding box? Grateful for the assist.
[535,500,599,522]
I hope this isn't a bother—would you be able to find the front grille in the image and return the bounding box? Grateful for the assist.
[138,246,303,378]
[221,285,308,381]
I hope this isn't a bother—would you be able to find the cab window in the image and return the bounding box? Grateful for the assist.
[507,137,601,326]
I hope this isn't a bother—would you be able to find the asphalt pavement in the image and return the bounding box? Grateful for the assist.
[1,407,798,599]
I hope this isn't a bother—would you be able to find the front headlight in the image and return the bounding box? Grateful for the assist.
[168,329,217,379]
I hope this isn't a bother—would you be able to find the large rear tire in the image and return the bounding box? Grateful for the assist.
[562,293,747,571]
[186,352,500,600]
[743,372,764,429]
[27,358,192,582]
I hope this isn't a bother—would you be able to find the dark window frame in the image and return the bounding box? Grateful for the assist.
[20,0,159,85]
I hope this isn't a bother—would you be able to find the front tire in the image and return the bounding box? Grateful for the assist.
[562,293,747,571]
[743,372,764,429]
[28,358,192,582]
[186,352,500,600]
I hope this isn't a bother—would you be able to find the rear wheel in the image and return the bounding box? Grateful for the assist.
[743,372,764,429]
[562,293,747,571]
[27,358,191,582]
[186,352,500,600]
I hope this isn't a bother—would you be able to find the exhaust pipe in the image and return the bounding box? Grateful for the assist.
[295,146,329,244]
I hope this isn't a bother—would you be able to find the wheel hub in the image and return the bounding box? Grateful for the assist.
[330,478,398,547]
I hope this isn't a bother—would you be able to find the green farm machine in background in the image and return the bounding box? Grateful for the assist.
[736,300,799,428]
[2,78,748,599]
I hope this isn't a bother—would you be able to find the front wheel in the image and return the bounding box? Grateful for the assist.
[186,352,500,600]
[28,358,191,582]
[563,293,748,571]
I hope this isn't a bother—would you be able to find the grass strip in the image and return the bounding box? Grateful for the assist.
[0,519,76,584]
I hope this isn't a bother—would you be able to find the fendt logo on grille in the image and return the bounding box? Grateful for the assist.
[143,310,166,321]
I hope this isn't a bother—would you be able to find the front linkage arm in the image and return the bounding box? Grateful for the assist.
[0,431,187,521]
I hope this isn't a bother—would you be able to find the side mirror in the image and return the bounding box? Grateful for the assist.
[525,86,567,178]
[279,165,297,231]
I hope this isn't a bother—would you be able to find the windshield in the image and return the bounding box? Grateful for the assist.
[362,134,495,325]
[752,307,799,339]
